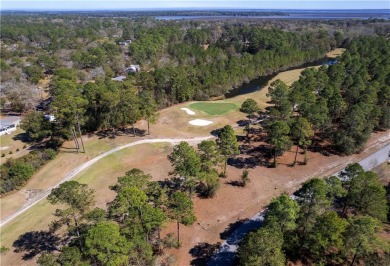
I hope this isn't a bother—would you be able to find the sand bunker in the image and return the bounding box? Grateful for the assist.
[189,119,213,126]
[181,108,195,115]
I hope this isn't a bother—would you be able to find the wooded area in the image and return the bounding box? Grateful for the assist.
[238,163,389,265]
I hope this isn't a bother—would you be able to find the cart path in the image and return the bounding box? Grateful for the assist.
[209,143,390,266]
[0,136,213,228]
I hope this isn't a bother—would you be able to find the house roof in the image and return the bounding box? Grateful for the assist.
[0,116,21,128]
[111,75,127,81]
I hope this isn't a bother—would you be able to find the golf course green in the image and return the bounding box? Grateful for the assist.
[189,102,237,116]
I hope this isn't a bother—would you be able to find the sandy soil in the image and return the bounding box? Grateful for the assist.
[2,130,388,266]
[167,130,390,265]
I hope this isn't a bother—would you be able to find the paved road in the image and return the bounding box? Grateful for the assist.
[209,143,390,266]
[0,136,212,228]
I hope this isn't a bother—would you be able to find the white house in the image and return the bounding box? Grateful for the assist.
[0,116,21,136]
[118,40,132,46]
[125,65,140,73]
[44,114,56,122]
[111,75,127,82]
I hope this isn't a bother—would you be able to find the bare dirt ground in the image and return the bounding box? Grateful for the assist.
[165,130,390,266]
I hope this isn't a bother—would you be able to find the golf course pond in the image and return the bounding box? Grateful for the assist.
[225,57,337,98]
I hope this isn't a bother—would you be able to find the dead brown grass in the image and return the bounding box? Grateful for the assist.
[326,48,346,58]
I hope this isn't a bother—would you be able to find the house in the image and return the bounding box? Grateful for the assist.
[111,75,127,82]
[0,116,21,136]
[44,114,56,122]
[125,65,140,73]
[118,39,132,46]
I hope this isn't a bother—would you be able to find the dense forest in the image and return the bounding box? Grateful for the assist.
[238,163,389,265]
[1,14,388,113]
[257,36,390,162]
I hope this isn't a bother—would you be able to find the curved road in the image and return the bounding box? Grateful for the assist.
[209,143,390,266]
[0,136,212,228]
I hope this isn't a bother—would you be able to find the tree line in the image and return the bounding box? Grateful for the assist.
[241,36,390,167]
[238,163,389,265]
[0,148,57,195]
[1,15,344,114]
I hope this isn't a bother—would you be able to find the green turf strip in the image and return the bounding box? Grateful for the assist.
[189,102,237,116]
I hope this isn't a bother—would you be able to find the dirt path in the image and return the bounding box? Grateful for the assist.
[209,143,390,265]
[0,136,212,228]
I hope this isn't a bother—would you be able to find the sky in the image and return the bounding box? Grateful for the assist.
[1,0,389,11]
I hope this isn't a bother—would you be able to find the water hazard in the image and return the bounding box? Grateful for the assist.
[224,57,336,98]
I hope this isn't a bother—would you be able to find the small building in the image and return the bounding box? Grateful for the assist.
[0,116,21,136]
[125,65,140,73]
[44,114,56,122]
[111,75,127,82]
[118,40,132,46]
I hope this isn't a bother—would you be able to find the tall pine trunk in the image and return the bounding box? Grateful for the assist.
[177,221,180,243]
[223,157,227,176]
[273,148,277,167]
[293,145,299,166]
[350,241,362,266]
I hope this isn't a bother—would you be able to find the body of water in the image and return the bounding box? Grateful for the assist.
[155,9,390,20]
[224,57,336,98]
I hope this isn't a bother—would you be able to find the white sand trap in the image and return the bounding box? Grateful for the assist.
[181,107,195,115]
[189,119,213,126]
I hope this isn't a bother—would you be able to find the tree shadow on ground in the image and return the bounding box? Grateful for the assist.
[208,215,265,266]
[12,132,29,143]
[228,157,260,169]
[12,230,61,260]
[236,135,246,142]
[220,219,247,240]
[189,242,221,266]
[225,180,244,187]
[95,127,146,139]
[210,128,222,137]
[236,119,250,127]
[228,144,271,169]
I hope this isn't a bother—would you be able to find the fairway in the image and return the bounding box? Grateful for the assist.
[189,102,237,116]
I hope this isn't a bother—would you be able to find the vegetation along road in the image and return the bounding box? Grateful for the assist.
[0,136,212,228]
[209,142,390,265]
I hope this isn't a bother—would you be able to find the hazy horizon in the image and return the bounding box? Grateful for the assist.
[2,1,389,11]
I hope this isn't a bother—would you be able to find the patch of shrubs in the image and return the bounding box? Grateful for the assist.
[0,148,58,195]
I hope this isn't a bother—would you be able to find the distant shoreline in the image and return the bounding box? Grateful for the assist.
[1,9,388,20]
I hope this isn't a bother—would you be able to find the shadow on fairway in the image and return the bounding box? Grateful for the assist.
[12,230,61,260]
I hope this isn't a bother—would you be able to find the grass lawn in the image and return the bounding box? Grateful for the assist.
[189,102,237,116]
[0,142,173,254]
[0,128,30,163]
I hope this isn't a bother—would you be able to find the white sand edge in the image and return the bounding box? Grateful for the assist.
[181,107,195,115]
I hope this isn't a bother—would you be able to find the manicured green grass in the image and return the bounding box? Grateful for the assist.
[190,102,237,116]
